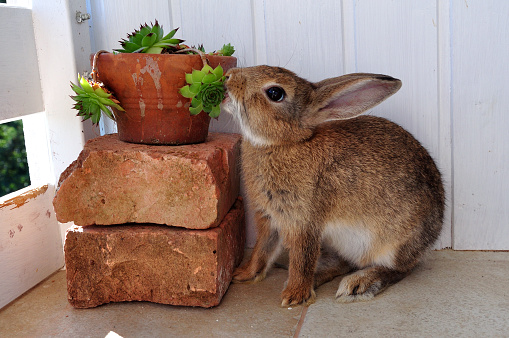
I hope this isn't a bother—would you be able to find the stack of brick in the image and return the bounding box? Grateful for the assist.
[53,133,245,308]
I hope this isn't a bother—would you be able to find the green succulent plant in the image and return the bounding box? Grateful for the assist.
[215,43,235,56]
[179,64,226,118]
[70,75,124,125]
[114,21,184,54]
[70,20,235,124]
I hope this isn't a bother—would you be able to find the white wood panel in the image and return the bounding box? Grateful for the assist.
[263,0,344,82]
[251,0,268,65]
[171,0,255,66]
[350,0,451,248]
[0,186,64,309]
[0,0,90,310]
[31,1,87,184]
[352,0,439,150]
[0,6,44,121]
[88,0,172,53]
[451,1,509,250]
[341,0,357,74]
[22,112,52,188]
[436,0,453,249]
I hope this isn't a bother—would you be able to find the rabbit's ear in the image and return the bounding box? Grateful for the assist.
[304,75,401,126]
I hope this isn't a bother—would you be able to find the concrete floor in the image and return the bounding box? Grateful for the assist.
[1,250,508,337]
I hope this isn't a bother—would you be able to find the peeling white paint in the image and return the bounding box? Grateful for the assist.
[141,57,162,92]
[139,57,164,111]
[139,98,146,118]
[130,57,164,113]
[131,72,146,117]
[131,73,144,86]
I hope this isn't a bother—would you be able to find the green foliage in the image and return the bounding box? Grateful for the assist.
[215,43,235,56]
[195,44,206,53]
[187,43,235,56]
[114,21,184,54]
[71,75,124,125]
[70,20,235,124]
[179,64,226,118]
[0,120,30,197]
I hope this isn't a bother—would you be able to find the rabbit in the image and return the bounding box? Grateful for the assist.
[221,65,444,307]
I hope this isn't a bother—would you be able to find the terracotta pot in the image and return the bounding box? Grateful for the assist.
[93,53,237,145]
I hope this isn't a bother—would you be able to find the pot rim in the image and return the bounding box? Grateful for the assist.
[91,50,236,82]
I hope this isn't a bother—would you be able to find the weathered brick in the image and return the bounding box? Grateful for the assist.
[53,133,241,229]
[65,198,245,308]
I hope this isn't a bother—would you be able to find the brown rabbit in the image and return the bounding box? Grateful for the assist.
[221,65,444,307]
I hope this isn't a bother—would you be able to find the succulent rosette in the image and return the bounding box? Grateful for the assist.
[197,82,225,115]
[70,74,124,125]
[215,43,235,57]
[114,21,184,54]
[179,64,226,118]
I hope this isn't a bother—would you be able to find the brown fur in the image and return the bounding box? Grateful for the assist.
[222,66,444,306]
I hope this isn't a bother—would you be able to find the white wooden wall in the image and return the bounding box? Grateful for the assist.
[450,1,509,250]
[1,0,91,308]
[88,0,509,250]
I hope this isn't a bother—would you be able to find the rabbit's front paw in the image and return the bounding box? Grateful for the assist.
[232,265,266,283]
[280,285,316,307]
[335,269,383,303]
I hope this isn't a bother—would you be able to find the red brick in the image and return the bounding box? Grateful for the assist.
[53,133,241,229]
[64,198,245,308]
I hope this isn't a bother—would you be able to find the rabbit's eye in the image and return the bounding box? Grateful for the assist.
[266,87,285,102]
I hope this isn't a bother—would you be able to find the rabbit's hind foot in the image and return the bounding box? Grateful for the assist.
[335,266,407,303]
